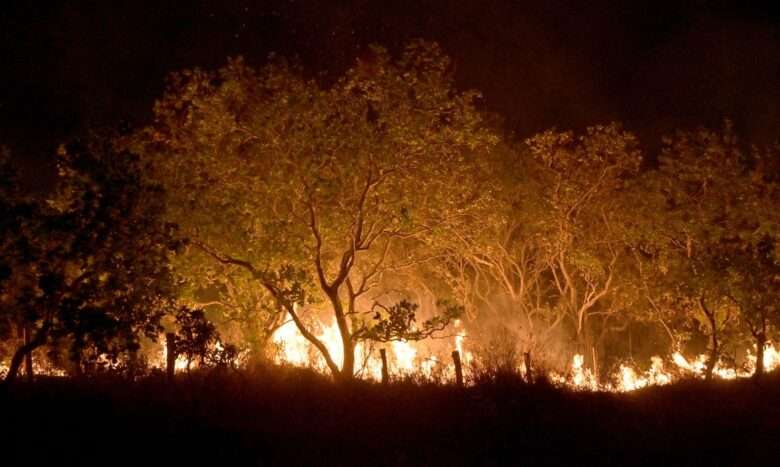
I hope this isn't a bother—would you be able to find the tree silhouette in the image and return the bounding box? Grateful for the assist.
[1,138,182,384]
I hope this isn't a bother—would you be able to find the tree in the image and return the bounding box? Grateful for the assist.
[648,121,779,379]
[435,142,563,369]
[0,147,39,381]
[718,236,780,378]
[0,138,182,384]
[524,124,642,375]
[170,306,219,372]
[133,41,498,381]
[177,252,285,364]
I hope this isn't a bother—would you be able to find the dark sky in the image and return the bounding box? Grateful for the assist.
[2,1,779,179]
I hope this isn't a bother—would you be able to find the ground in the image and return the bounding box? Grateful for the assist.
[2,367,778,466]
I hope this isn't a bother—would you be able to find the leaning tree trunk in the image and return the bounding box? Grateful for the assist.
[4,323,49,385]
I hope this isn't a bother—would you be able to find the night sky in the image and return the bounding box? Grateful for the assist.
[2,1,779,180]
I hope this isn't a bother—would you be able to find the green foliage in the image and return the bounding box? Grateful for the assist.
[353,299,462,343]
[0,138,182,381]
[170,306,222,369]
[631,121,780,376]
[131,40,498,378]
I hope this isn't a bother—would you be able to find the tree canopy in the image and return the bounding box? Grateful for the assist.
[132,41,498,379]
[0,139,182,383]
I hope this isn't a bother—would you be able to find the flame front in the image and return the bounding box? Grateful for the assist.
[270,312,780,391]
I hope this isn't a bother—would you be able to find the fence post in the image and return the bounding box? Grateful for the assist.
[380,348,389,385]
[452,350,463,388]
[166,332,177,384]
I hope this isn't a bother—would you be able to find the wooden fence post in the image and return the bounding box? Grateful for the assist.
[166,332,176,384]
[452,350,463,388]
[380,348,389,385]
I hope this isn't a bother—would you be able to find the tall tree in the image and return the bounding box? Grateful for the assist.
[0,147,38,380]
[718,235,780,378]
[648,121,779,379]
[524,124,642,374]
[436,143,563,367]
[133,41,498,381]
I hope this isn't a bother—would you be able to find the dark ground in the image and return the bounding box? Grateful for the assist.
[2,368,778,466]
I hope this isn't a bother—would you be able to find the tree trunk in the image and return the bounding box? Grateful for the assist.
[326,289,354,382]
[5,347,28,386]
[339,339,355,382]
[4,324,48,385]
[452,350,463,387]
[23,325,33,383]
[578,313,598,383]
[753,333,766,379]
[704,333,718,381]
[380,348,389,385]
[6,343,36,385]
[166,332,176,384]
[700,297,718,381]
[127,347,138,381]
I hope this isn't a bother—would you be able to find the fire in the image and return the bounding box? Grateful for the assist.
[273,317,311,367]
[271,311,468,380]
[391,340,417,373]
[553,342,780,392]
[0,359,67,379]
[272,310,780,391]
[570,354,599,391]
[615,357,673,392]
[453,319,473,368]
[2,322,779,390]
[153,341,190,372]
[746,342,780,375]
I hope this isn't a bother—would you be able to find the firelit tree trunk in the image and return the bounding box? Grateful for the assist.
[704,332,719,381]
[577,314,598,382]
[699,296,719,381]
[324,287,355,382]
[753,332,766,379]
[4,324,48,385]
[5,348,28,385]
[6,343,36,385]
[337,339,356,383]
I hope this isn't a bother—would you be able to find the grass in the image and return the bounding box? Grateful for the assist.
[1,365,778,466]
